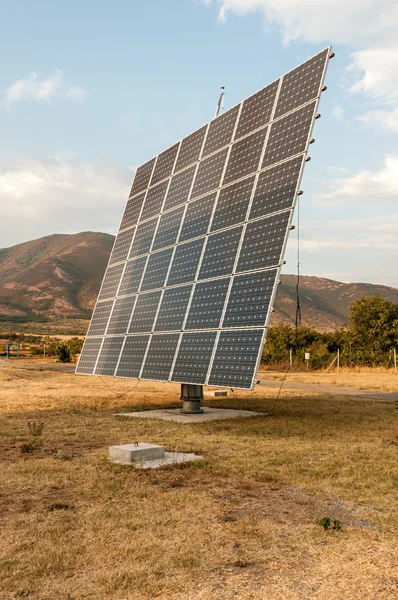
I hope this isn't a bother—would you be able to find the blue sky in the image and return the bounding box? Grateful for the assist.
[1,0,397,287]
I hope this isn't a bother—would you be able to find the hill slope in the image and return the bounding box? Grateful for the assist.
[0,232,397,331]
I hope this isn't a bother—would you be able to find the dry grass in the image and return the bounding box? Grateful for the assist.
[262,367,398,392]
[0,362,397,599]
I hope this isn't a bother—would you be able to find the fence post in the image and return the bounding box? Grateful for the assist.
[394,348,397,374]
[337,348,340,373]
[290,348,293,369]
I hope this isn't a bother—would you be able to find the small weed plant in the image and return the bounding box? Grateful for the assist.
[319,516,342,531]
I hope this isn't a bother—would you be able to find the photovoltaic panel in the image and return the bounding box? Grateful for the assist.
[167,238,204,286]
[155,285,192,331]
[130,218,158,257]
[163,165,196,211]
[211,176,255,232]
[118,256,147,296]
[198,226,242,280]
[153,205,185,251]
[222,269,278,328]
[140,248,173,291]
[203,105,239,157]
[151,143,179,185]
[141,334,180,380]
[116,335,149,378]
[237,211,291,273]
[95,337,124,376]
[77,47,332,388]
[208,330,264,388]
[186,278,230,330]
[140,180,169,222]
[106,296,136,335]
[120,191,145,231]
[109,228,135,265]
[249,156,304,220]
[128,291,161,333]
[129,158,155,196]
[171,332,218,384]
[98,264,124,300]
[175,126,207,172]
[223,127,267,185]
[191,147,228,198]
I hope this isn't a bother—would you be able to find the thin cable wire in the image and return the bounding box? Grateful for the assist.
[99,376,141,399]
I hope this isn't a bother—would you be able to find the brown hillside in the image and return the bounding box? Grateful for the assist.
[0,232,397,331]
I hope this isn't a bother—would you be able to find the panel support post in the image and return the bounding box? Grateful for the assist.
[180,384,204,414]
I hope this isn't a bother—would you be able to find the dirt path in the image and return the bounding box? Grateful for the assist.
[258,376,398,402]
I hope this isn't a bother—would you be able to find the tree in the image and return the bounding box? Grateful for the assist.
[348,294,398,365]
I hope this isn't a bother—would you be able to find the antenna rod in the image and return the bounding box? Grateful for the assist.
[214,86,225,119]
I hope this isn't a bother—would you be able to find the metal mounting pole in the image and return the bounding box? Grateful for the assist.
[180,384,204,414]
[214,87,225,119]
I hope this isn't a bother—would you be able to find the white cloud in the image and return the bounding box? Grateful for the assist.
[358,107,398,133]
[316,154,398,205]
[0,155,131,247]
[5,70,87,105]
[330,104,345,121]
[327,166,350,174]
[205,0,398,131]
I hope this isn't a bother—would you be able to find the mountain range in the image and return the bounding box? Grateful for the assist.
[0,232,397,333]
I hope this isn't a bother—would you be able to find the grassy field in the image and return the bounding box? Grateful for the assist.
[0,363,397,600]
[262,367,398,392]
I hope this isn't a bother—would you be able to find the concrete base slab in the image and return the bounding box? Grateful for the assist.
[135,452,202,469]
[116,407,263,423]
[109,443,165,464]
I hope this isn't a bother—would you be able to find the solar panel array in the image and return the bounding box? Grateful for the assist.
[77,47,332,389]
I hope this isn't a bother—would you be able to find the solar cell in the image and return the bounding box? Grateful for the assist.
[109,228,135,265]
[171,332,217,384]
[116,335,149,378]
[208,329,264,389]
[262,102,316,168]
[120,191,145,231]
[76,338,103,374]
[163,165,196,211]
[211,176,255,232]
[235,80,279,139]
[191,147,228,199]
[151,143,179,185]
[128,291,161,333]
[222,269,278,328]
[118,256,147,296]
[95,337,124,376]
[129,218,158,258]
[152,206,185,251]
[78,47,332,389]
[98,264,125,300]
[140,180,169,222]
[107,296,136,335]
[198,226,242,280]
[186,278,230,330]
[275,48,329,118]
[129,158,155,196]
[141,334,180,380]
[249,156,303,220]
[179,193,216,242]
[87,300,114,336]
[140,248,173,291]
[203,105,240,157]
[237,211,291,273]
[167,237,204,285]
[223,127,267,185]
[175,126,207,172]
[155,285,192,331]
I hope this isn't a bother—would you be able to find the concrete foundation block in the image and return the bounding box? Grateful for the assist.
[205,390,228,397]
[109,443,165,464]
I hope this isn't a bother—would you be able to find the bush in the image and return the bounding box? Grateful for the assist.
[55,342,72,363]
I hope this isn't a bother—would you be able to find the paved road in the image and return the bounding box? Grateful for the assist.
[257,376,398,402]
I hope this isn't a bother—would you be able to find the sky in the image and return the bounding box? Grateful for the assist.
[0,0,397,287]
